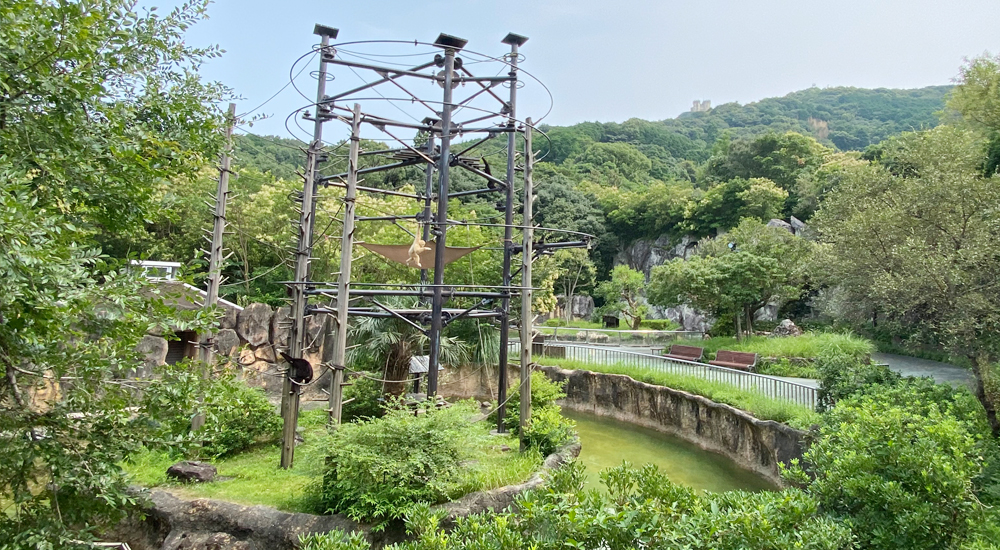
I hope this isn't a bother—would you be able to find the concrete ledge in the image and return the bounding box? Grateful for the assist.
[539,365,805,486]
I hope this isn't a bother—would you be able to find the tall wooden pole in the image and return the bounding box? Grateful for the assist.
[519,118,534,447]
[328,103,361,425]
[201,102,237,365]
[281,30,332,469]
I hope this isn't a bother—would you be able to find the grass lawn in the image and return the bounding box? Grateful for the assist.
[123,408,541,514]
[675,332,874,361]
[538,358,821,430]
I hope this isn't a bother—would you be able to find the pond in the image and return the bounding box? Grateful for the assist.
[563,409,776,493]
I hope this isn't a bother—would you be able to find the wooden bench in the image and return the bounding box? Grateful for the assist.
[708,350,758,371]
[663,344,704,362]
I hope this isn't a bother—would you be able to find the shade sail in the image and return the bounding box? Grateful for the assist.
[359,241,481,269]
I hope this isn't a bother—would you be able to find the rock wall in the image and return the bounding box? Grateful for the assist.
[139,301,334,401]
[538,365,805,486]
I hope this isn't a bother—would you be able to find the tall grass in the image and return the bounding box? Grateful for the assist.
[541,358,820,430]
[677,332,874,360]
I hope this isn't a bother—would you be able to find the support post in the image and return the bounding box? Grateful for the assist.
[281,30,332,469]
[419,127,436,294]
[519,117,534,448]
[427,47,457,397]
[496,40,520,432]
[328,103,361,425]
[201,102,237,365]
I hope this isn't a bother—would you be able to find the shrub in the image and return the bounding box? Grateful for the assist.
[815,349,900,411]
[491,371,575,454]
[318,401,487,525]
[340,372,384,422]
[792,391,982,550]
[136,360,281,458]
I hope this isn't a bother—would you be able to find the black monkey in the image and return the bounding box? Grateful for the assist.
[279,352,314,385]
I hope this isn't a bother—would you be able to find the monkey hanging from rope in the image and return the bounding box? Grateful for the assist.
[407,233,430,268]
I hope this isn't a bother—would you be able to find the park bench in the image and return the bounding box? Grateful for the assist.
[663,344,704,362]
[708,350,758,372]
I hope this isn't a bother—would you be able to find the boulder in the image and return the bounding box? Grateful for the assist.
[767,219,794,234]
[772,319,803,337]
[166,461,217,483]
[254,344,276,363]
[136,335,168,377]
[237,303,273,347]
[219,304,239,330]
[271,306,291,348]
[214,329,241,357]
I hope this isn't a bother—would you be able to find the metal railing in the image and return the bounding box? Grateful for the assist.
[533,326,703,346]
[512,342,817,410]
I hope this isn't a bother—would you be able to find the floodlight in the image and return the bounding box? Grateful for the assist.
[433,33,468,50]
[501,33,528,47]
[313,24,339,39]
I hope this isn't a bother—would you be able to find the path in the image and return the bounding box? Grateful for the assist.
[873,352,975,388]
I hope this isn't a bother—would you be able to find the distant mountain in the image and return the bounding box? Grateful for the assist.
[539,85,952,164]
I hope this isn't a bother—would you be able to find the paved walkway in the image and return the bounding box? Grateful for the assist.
[873,352,975,388]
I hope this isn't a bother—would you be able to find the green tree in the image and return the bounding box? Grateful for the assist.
[594,266,648,329]
[650,219,811,339]
[812,125,1000,434]
[550,249,597,322]
[0,1,226,545]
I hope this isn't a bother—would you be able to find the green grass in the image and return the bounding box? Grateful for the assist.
[539,358,821,430]
[122,408,541,513]
[540,319,682,331]
[674,332,874,361]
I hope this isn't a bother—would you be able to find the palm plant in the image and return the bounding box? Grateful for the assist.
[347,298,471,396]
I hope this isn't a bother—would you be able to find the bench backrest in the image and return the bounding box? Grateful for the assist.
[714,350,758,366]
[668,344,704,360]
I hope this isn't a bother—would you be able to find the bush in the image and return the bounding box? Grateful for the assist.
[543,318,568,327]
[791,390,983,550]
[318,401,487,525]
[815,349,900,411]
[638,318,680,330]
[136,360,281,458]
[340,372,384,422]
[491,371,575,454]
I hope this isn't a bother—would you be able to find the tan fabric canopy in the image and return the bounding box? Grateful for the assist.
[359,241,481,269]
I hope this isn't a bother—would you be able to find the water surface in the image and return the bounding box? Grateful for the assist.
[564,409,776,493]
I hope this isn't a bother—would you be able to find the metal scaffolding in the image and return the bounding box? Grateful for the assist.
[278,25,590,468]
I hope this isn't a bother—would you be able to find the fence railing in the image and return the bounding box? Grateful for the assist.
[533,326,703,347]
[511,341,817,410]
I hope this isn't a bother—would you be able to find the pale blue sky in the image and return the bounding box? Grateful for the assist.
[151,0,1000,140]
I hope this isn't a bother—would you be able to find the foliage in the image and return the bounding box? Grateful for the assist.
[318,401,539,527]
[651,220,813,339]
[0,1,226,545]
[539,358,819,428]
[756,358,820,379]
[305,462,853,550]
[491,371,575,455]
[136,361,281,458]
[812,125,1000,432]
[815,349,900,411]
[549,249,597,322]
[340,372,386,422]
[594,266,648,330]
[789,387,986,550]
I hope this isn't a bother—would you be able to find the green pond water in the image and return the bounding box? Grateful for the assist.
[563,409,776,493]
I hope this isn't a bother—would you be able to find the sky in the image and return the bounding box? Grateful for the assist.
[149,0,1000,140]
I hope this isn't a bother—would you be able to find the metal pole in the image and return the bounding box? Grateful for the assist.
[419,129,436,293]
[519,117,533,447]
[496,40,519,432]
[427,47,456,397]
[281,31,332,469]
[328,103,361,425]
[201,102,236,365]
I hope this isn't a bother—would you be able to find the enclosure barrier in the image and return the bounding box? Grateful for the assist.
[509,341,817,410]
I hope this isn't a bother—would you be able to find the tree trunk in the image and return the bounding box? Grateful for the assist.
[735,313,743,342]
[383,341,412,397]
[970,354,999,437]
